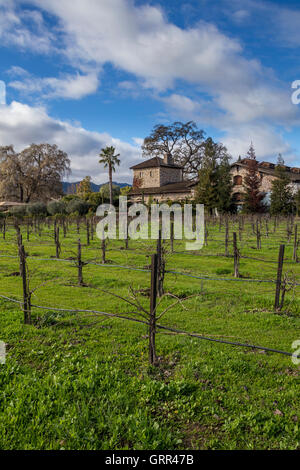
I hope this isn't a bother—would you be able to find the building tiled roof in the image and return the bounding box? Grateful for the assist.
[231,160,300,182]
[129,180,196,195]
[130,156,183,170]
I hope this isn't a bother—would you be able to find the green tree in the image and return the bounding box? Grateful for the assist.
[99,183,120,204]
[195,138,233,213]
[99,146,120,205]
[216,159,234,213]
[87,192,103,211]
[242,144,265,213]
[120,185,132,197]
[66,199,89,216]
[76,176,92,199]
[270,156,295,215]
[47,201,66,216]
[195,162,218,213]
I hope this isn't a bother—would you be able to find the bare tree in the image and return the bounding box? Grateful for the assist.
[142,121,205,180]
[0,143,70,202]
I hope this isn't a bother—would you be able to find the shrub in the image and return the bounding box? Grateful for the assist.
[66,199,90,216]
[10,205,27,218]
[47,201,66,216]
[26,202,48,217]
[86,192,103,211]
[61,194,81,203]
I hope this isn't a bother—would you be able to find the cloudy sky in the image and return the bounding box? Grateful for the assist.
[1,0,300,183]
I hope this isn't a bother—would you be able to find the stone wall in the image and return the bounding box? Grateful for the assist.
[133,168,160,189]
[159,167,183,186]
[230,166,278,198]
[133,166,182,189]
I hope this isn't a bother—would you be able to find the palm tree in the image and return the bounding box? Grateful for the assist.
[99,146,120,205]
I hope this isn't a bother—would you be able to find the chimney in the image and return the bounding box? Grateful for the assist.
[164,152,173,165]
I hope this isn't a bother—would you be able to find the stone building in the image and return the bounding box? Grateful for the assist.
[129,154,197,203]
[231,157,300,209]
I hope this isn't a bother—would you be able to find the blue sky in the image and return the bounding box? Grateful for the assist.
[1,0,300,183]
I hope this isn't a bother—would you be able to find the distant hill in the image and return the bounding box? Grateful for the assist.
[62,181,131,194]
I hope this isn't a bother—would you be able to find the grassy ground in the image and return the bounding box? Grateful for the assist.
[0,217,299,450]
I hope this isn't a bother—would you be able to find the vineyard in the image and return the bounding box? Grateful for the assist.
[0,215,299,450]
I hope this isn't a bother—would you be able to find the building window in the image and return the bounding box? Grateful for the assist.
[233,175,242,186]
[139,172,142,178]
[233,192,242,202]
[150,171,152,177]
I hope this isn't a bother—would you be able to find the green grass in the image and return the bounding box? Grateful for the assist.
[0,218,299,450]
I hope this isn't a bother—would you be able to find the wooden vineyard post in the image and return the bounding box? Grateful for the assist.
[149,253,158,365]
[15,223,23,276]
[90,218,94,241]
[86,219,90,246]
[125,218,129,250]
[170,217,174,253]
[26,220,30,241]
[54,219,57,252]
[238,217,242,242]
[102,238,106,264]
[157,230,164,297]
[54,224,61,259]
[256,219,261,250]
[265,219,269,238]
[225,217,229,257]
[286,218,291,243]
[204,219,208,246]
[274,244,285,311]
[63,218,67,238]
[293,225,298,262]
[18,242,31,324]
[233,232,240,278]
[77,239,84,286]
[251,218,255,235]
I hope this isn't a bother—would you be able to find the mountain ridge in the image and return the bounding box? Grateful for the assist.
[63,181,131,194]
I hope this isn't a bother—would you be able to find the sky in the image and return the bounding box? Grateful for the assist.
[1,0,300,184]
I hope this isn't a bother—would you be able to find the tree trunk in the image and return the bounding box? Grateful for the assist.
[109,164,113,206]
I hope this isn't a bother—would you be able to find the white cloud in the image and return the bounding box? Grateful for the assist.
[222,123,294,162]
[162,94,200,114]
[1,0,300,166]
[30,0,247,90]
[0,81,6,105]
[132,137,144,147]
[23,0,298,125]
[224,0,300,47]
[0,0,54,53]
[9,71,100,100]
[232,9,250,23]
[0,101,140,182]
[6,66,30,77]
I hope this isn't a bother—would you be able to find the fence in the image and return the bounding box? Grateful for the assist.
[0,227,299,365]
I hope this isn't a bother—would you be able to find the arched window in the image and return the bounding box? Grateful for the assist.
[233,175,242,186]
